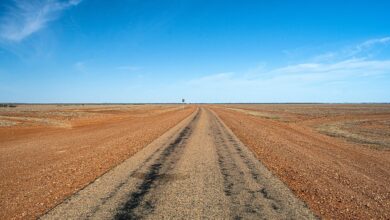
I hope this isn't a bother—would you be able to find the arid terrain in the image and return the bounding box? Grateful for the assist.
[212,104,390,219]
[0,104,195,219]
[1,104,389,219]
[42,108,315,220]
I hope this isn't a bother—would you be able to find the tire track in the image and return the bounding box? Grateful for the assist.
[210,110,274,219]
[42,107,315,220]
[41,109,200,220]
[207,108,315,219]
[114,109,200,219]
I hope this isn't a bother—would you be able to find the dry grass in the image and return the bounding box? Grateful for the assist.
[226,107,280,120]
[217,104,390,150]
[317,119,390,149]
[0,104,182,129]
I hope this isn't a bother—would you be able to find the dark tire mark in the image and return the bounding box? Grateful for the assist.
[41,107,315,220]
[114,110,200,219]
[85,114,197,218]
[207,109,285,219]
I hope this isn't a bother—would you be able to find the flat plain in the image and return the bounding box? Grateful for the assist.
[0,104,195,219]
[212,104,390,219]
[0,104,389,219]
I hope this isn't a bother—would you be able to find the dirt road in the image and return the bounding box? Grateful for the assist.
[0,105,195,219]
[42,107,315,219]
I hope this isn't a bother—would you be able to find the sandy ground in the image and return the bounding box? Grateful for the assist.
[212,105,390,219]
[223,104,390,150]
[0,105,195,219]
[42,107,315,219]
[2,104,389,219]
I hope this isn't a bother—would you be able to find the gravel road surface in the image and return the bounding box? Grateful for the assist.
[42,107,315,219]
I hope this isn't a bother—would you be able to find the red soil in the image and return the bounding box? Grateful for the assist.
[0,105,195,219]
[213,106,390,219]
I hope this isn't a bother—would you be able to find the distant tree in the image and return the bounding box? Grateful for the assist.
[182,98,185,103]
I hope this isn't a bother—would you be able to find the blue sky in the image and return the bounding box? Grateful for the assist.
[1,0,390,103]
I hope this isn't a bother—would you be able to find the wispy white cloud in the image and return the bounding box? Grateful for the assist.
[189,59,390,87]
[346,37,390,57]
[313,37,390,62]
[357,37,390,49]
[192,38,390,86]
[0,0,82,42]
[182,38,390,102]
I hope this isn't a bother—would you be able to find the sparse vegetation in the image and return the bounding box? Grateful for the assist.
[0,104,17,108]
[214,104,390,219]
